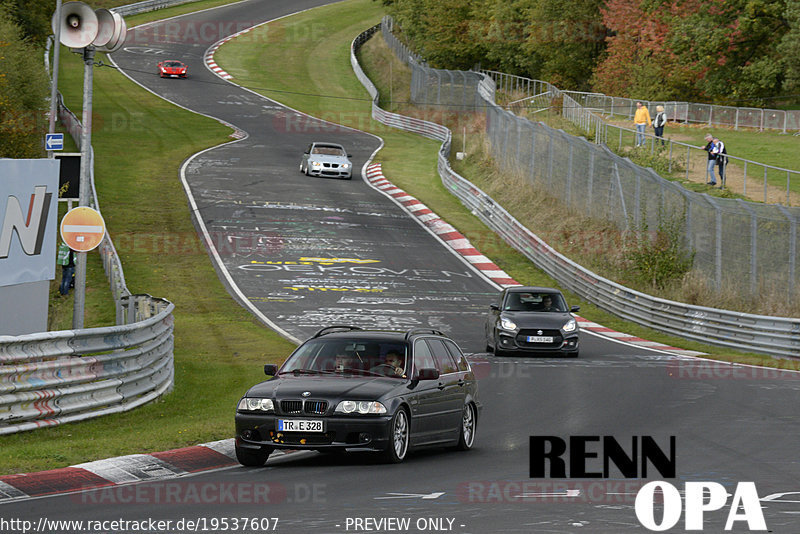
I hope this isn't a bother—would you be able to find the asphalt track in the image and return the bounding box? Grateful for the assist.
[5,1,800,532]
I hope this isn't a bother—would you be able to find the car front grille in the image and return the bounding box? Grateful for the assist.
[304,401,327,415]
[322,163,340,168]
[280,400,329,415]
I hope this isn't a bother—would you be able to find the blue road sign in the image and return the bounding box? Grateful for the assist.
[46,133,64,151]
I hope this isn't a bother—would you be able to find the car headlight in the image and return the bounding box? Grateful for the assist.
[341,163,351,169]
[311,161,322,167]
[563,318,577,332]
[237,397,274,412]
[335,400,387,414]
[500,317,517,331]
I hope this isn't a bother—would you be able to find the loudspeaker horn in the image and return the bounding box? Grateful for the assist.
[52,1,98,49]
[95,11,127,53]
[92,9,115,48]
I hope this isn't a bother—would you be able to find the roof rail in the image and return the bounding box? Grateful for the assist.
[311,325,363,338]
[404,328,445,340]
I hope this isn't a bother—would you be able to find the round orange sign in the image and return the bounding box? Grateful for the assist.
[60,207,106,252]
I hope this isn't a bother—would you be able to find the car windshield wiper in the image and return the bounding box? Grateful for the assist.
[278,368,322,375]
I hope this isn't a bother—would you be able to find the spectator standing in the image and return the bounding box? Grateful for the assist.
[634,102,651,147]
[653,105,667,145]
[703,134,717,186]
[713,137,727,188]
[57,241,75,296]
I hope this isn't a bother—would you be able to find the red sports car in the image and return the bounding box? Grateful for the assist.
[157,60,187,78]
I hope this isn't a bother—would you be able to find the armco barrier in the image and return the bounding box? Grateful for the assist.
[352,23,800,358]
[0,301,174,435]
[111,0,198,16]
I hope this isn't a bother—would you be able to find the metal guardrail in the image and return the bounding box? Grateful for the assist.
[353,20,800,358]
[111,0,199,16]
[0,300,174,435]
[0,28,178,435]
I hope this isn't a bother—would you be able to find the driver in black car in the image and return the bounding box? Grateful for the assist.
[540,295,558,312]
[372,351,405,377]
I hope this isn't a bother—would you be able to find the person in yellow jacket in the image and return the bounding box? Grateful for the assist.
[634,101,651,147]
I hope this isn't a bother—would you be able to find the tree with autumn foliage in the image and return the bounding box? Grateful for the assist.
[594,0,793,105]
[383,0,800,105]
[386,0,607,91]
[0,4,49,158]
[387,0,486,69]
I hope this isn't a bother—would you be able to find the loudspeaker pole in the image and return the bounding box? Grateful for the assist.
[72,45,94,330]
[48,0,62,152]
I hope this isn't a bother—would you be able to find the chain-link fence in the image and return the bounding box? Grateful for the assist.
[483,70,800,206]
[560,90,800,133]
[381,17,800,298]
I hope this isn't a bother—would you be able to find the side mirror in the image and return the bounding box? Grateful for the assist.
[570,306,580,313]
[416,368,440,380]
[490,304,499,311]
[347,154,353,158]
[264,364,278,376]
[303,151,310,155]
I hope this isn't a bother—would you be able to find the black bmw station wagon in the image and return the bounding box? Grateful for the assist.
[235,326,480,465]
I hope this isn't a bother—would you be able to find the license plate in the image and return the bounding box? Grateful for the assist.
[277,419,323,432]
[527,336,553,343]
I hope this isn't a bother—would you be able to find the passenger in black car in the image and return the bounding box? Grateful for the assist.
[335,352,355,372]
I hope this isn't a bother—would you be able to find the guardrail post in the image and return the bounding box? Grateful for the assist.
[567,142,573,206]
[547,130,554,188]
[685,145,691,181]
[587,150,595,211]
[743,161,748,196]
[715,200,722,290]
[526,121,535,183]
[668,140,673,173]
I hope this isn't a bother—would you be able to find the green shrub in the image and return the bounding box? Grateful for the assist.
[623,209,695,289]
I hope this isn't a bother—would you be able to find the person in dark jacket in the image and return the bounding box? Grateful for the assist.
[57,242,75,295]
[703,134,717,186]
[653,105,667,145]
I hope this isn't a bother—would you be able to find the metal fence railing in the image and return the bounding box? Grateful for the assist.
[356,18,800,358]
[482,70,800,207]
[560,90,800,133]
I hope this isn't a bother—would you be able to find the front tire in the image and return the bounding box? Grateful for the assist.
[235,445,272,467]
[455,403,476,451]
[492,332,505,357]
[382,408,410,463]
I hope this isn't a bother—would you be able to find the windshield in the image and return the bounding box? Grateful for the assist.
[281,339,408,378]
[503,292,567,312]
[311,145,346,156]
